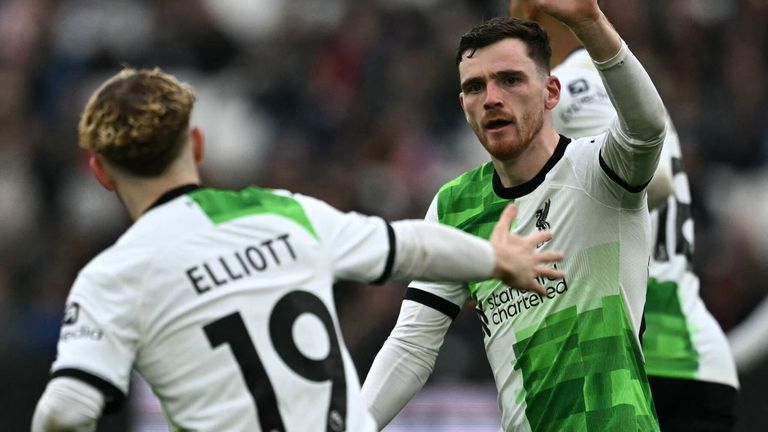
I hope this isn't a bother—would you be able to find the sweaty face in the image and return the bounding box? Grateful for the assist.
[459,38,550,162]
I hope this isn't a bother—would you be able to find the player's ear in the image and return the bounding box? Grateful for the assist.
[544,75,561,110]
[87,152,116,191]
[191,126,204,164]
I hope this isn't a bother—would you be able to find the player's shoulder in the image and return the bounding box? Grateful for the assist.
[554,133,608,183]
[189,186,322,239]
[188,185,302,213]
[566,133,605,149]
[435,162,502,229]
[438,161,495,197]
[562,134,605,161]
[255,188,383,245]
[85,238,154,276]
[70,242,148,303]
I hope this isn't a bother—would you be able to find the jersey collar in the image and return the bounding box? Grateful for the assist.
[492,135,570,199]
[145,183,202,214]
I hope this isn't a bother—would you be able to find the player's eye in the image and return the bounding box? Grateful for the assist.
[463,80,484,94]
[501,75,519,86]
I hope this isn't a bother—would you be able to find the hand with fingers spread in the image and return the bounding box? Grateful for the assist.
[489,204,564,296]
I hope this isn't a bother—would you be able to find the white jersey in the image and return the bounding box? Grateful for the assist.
[50,185,387,432]
[362,42,667,432]
[553,49,738,388]
[411,133,657,431]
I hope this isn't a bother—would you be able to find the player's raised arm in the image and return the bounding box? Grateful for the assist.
[538,0,667,189]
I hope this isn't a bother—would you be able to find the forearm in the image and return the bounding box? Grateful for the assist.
[595,42,666,142]
[390,220,495,283]
[595,42,666,188]
[361,301,452,429]
[568,11,622,63]
[362,341,434,429]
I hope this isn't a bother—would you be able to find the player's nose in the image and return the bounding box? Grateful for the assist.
[483,82,503,109]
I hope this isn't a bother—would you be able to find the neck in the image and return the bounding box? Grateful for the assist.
[116,171,201,220]
[492,126,561,188]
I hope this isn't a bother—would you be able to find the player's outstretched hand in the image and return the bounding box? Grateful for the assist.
[490,204,565,296]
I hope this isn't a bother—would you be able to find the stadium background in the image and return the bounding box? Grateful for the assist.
[1,0,767,430]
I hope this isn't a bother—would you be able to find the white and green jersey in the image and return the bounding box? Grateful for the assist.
[554,48,738,389]
[50,185,388,432]
[411,133,658,431]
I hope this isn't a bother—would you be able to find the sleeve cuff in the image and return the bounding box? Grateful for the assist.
[371,222,396,284]
[50,368,126,414]
[593,40,629,71]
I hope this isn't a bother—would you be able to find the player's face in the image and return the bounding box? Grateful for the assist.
[459,38,553,161]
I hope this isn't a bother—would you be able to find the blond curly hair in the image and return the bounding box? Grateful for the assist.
[78,68,196,177]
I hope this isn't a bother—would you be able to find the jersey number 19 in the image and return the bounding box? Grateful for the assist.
[204,291,347,432]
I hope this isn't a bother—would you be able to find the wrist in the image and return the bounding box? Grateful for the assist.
[569,12,621,63]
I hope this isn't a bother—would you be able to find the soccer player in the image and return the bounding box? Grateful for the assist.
[31,68,566,431]
[362,0,668,430]
[508,0,740,430]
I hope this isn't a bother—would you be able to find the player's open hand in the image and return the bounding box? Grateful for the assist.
[490,204,565,296]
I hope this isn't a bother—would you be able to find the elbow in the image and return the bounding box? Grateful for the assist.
[619,102,667,143]
[650,118,667,142]
[644,103,668,141]
[633,116,667,143]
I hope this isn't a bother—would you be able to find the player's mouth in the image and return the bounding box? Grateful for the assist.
[485,119,512,131]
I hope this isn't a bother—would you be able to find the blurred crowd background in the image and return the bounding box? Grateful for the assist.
[1,0,767,430]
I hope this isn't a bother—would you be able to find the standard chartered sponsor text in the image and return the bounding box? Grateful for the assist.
[485,269,568,325]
